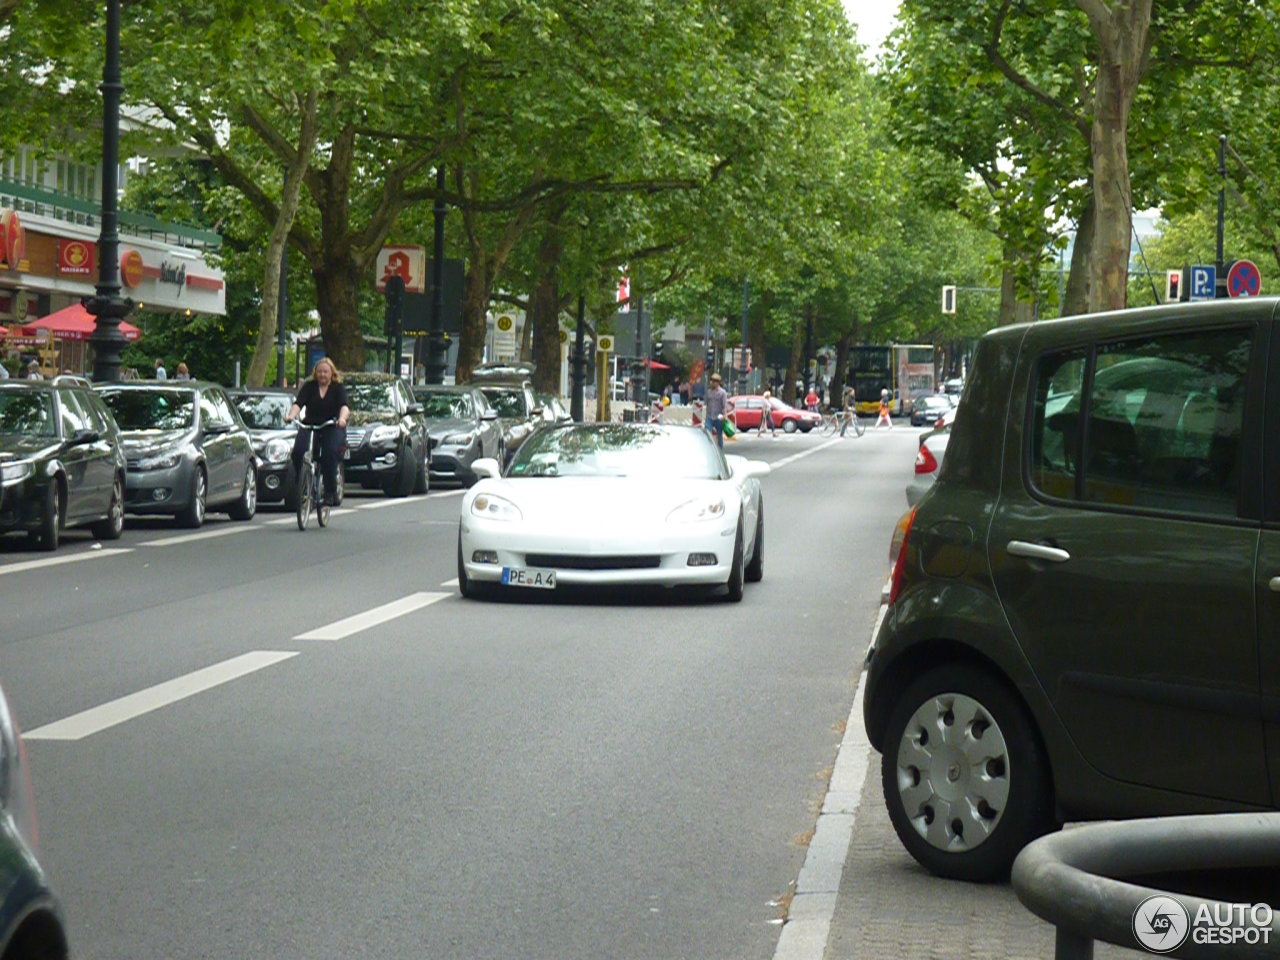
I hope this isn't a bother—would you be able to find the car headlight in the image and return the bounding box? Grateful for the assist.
[137,449,182,470]
[442,433,475,446]
[666,496,726,523]
[264,438,292,464]
[369,424,400,447]
[0,460,34,487]
[470,493,522,521]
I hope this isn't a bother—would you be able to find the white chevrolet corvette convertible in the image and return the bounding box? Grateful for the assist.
[457,422,769,601]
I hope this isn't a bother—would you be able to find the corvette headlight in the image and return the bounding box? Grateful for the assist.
[369,425,400,448]
[666,496,726,523]
[442,433,475,446]
[0,460,33,486]
[471,493,522,521]
[264,438,292,464]
[137,449,182,470]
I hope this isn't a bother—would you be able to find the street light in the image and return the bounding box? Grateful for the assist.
[86,0,135,382]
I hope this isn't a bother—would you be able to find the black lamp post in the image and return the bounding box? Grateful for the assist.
[569,294,587,421]
[424,165,450,383]
[87,0,134,382]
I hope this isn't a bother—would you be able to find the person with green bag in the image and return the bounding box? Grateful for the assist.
[705,373,734,449]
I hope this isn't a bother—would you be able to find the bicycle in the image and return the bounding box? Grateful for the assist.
[818,410,865,437]
[293,419,338,531]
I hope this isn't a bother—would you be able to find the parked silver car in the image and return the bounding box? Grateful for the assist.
[96,381,258,528]
[905,422,951,506]
[412,384,504,486]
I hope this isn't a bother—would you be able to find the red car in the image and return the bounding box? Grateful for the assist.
[729,395,820,433]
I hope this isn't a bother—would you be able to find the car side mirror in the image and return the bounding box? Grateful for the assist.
[471,458,501,479]
[407,403,423,415]
[531,406,544,417]
[69,428,100,446]
[481,410,498,421]
[204,421,232,436]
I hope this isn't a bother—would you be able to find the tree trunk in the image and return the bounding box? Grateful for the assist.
[312,255,365,373]
[530,208,565,394]
[1079,0,1152,312]
[457,262,491,384]
[247,92,318,388]
[1062,188,1094,317]
[783,322,804,407]
[830,330,852,401]
[748,289,770,392]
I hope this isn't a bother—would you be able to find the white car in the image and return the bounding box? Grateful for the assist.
[458,423,769,601]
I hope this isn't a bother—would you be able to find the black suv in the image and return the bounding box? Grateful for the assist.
[342,373,429,496]
[0,377,125,549]
[865,297,1280,882]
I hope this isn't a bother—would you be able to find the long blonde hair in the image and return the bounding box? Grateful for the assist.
[311,357,342,382]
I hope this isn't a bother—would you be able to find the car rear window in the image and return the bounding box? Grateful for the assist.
[0,390,56,437]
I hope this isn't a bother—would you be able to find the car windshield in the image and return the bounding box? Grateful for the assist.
[508,425,725,479]
[482,388,525,418]
[346,383,397,412]
[234,394,292,429]
[416,392,472,419]
[0,390,56,437]
[99,389,195,430]
[923,396,951,410]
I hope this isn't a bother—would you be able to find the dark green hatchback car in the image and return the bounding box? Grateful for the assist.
[865,297,1280,881]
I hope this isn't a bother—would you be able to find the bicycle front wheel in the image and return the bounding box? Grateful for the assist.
[852,414,866,437]
[296,462,313,530]
[317,475,330,527]
[820,415,838,436]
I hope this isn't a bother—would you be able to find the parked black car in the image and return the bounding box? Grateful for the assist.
[0,685,69,958]
[0,377,126,550]
[908,394,953,427]
[866,297,1280,882]
[96,381,257,528]
[411,384,504,486]
[342,373,429,496]
[228,387,342,507]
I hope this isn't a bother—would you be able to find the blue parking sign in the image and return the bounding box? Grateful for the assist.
[1190,265,1216,300]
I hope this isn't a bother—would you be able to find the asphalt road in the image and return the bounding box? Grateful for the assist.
[3,423,923,960]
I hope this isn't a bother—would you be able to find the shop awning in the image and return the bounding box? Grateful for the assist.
[647,359,671,371]
[24,303,141,341]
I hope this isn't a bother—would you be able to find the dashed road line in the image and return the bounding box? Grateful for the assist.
[24,650,299,742]
[0,548,133,575]
[293,591,450,641]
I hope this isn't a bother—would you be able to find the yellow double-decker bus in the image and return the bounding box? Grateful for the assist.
[848,344,935,415]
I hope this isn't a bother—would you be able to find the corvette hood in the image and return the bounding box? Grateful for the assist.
[471,476,737,529]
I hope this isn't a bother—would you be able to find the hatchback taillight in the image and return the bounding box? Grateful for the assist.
[914,445,938,475]
[888,507,915,607]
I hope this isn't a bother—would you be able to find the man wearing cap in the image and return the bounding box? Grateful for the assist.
[705,373,733,449]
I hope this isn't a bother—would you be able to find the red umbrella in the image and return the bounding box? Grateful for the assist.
[24,303,141,341]
[0,325,8,338]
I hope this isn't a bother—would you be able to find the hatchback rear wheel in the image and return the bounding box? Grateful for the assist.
[881,664,1055,882]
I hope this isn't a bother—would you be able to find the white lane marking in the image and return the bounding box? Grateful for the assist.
[770,437,843,470]
[264,508,356,526]
[427,489,468,498]
[0,548,132,576]
[140,525,258,546]
[771,603,882,960]
[356,496,429,509]
[24,650,299,742]
[293,591,449,641]
[441,578,459,587]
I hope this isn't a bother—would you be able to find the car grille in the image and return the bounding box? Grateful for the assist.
[345,428,364,447]
[524,553,661,570]
[126,458,141,470]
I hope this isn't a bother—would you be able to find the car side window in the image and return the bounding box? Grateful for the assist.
[57,387,95,436]
[1030,350,1087,500]
[1030,329,1251,518]
[80,391,111,433]
[198,392,220,427]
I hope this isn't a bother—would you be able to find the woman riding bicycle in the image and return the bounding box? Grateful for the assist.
[285,357,350,505]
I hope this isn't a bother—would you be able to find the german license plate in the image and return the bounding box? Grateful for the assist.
[501,567,557,589]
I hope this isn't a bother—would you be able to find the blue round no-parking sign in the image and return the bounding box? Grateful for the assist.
[1227,259,1261,297]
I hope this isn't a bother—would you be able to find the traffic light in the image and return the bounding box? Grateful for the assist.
[652,339,664,360]
[941,285,957,314]
[705,344,715,366]
[1166,269,1183,303]
[383,274,404,338]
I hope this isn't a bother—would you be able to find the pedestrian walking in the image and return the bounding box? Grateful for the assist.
[804,386,820,413]
[678,380,690,405]
[840,385,858,436]
[26,361,42,380]
[761,389,777,436]
[154,358,167,380]
[876,393,893,429]
[174,362,191,381]
[705,373,733,450]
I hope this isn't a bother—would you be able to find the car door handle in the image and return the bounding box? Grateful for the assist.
[1007,540,1071,564]
[1270,577,1280,593]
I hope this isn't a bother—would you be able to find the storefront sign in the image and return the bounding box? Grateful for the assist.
[376,246,425,293]
[0,210,28,270]
[121,249,144,287]
[159,259,187,292]
[57,239,95,276]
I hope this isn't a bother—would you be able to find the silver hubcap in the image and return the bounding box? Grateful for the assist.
[245,467,256,512]
[111,481,123,530]
[195,473,205,522]
[895,693,1010,852]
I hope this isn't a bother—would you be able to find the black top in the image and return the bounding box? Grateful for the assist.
[294,379,348,426]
